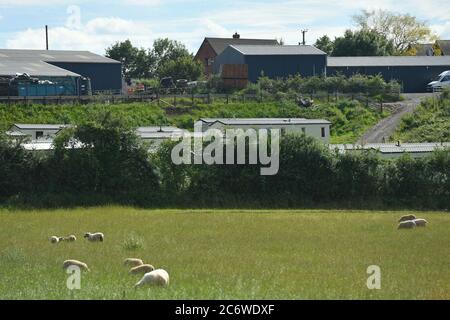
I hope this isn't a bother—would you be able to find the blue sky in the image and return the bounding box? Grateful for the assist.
[0,0,449,54]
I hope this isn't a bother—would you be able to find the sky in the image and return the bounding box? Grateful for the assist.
[0,0,449,55]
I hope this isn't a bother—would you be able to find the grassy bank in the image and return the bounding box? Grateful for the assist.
[0,207,448,299]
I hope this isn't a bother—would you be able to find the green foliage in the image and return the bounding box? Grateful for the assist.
[314,35,334,55]
[393,94,450,142]
[332,29,395,56]
[158,56,203,81]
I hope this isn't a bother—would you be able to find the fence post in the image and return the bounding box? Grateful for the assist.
[226,94,229,104]
[380,97,383,113]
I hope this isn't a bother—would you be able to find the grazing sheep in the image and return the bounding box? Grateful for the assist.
[398,214,416,223]
[134,269,169,288]
[129,264,155,275]
[397,220,416,229]
[413,218,428,227]
[62,259,90,272]
[123,258,144,267]
[50,236,59,244]
[67,235,77,242]
[84,232,104,242]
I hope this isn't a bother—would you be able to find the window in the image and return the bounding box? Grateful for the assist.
[321,127,326,138]
[442,76,450,82]
[35,131,44,139]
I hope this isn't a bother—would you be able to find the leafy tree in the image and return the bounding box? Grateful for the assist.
[105,40,153,81]
[314,35,334,55]
[332,29,395,56]
[158,56,203,81]
[352,9,438,54]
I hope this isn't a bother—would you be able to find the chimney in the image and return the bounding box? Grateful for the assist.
[45,25,49,50]
[232,32,240,39]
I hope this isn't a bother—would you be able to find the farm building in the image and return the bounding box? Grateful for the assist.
[195,118,331,143]
[327,56,450,93]
[6,123,69,141]
[212,45,327,87]
[0,49,122,95]
[195,33,279,77]
[330,142,450,159]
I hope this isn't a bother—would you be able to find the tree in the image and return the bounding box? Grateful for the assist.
[352,9,437,54]
[332,29,395,56]
[105,40,153,81]
[158,56,203,80]
[314,35,334,55]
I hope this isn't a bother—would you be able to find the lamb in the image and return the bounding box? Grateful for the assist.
[398,214,416,222]
[129,264,155,275]
[67,235,77,242]
[84,232,104,242]
[50,236,59,244]
[134,269,169,288]
[413,218,428,227]
[62,259,90,272]
[123,258,144,267]
[397,220,416,229]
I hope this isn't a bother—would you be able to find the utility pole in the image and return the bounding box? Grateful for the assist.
[45,25,49,50]
[300,29,308,45]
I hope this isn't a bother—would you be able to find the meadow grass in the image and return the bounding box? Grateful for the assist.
[0,207,448,300]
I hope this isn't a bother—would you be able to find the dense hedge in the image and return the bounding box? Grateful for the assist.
[1,118,448,209]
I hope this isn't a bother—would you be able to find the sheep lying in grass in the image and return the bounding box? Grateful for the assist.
[84,232,104,242]
[63,259,90,272]
[50,236,59,244]
[59,235,77,242]
[413,218,428,227]
[135,269,169,288]
[124,258,144,267]
[397,220,416,229]
[129,264,155,275]
[398,214,416,223]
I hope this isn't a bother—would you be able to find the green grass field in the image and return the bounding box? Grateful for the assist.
[0,207,448,300]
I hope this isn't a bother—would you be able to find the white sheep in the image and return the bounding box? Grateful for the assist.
[84,232,104,242]
[398,214,416,222]
[123,258,144,267]
[50,236,59,244]
[135,269,169,288]
[62,259,90,272]
[413,218,428,227]
[397,220,416,229]
[67,235,77,242]
[129,264,155,275]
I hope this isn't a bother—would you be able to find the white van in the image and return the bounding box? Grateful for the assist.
[427,70,450,91]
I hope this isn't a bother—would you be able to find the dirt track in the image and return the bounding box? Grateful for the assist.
[357,93,436,144]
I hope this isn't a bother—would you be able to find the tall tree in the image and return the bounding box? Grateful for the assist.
[352,9,437,54]
[314,35,334,55]
[332,29,395,56]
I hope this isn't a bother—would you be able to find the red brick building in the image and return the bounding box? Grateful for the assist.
[194,33,278,77]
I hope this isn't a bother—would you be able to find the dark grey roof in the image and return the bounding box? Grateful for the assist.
[0,49,120,64]
[328,56,450,67]
[230,45,326,56]
[414,43,435,56]
[199,118,331,125]
[0,59,81,77]
[204,38,279,55]
[436,40,450,55]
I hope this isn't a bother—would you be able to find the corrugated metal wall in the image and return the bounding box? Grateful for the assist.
[244,55,327,82]
[327,65,450,93]
[48,62,122,92]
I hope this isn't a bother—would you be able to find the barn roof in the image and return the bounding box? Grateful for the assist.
[0,49,120,64]
[230,45,326,55]
[204,37,279,55]
[327,56,450,67]
[0,59,81,77]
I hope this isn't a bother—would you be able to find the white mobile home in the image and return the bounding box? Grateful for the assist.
[330,142,450,159]
[6,124,68,141]
[136,126,186,149]
[195,118,331,143]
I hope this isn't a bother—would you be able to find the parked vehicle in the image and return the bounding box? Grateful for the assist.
[427,70,450,91]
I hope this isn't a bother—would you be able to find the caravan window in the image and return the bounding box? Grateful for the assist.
[321,127,326,138]
[35,131,44,139]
